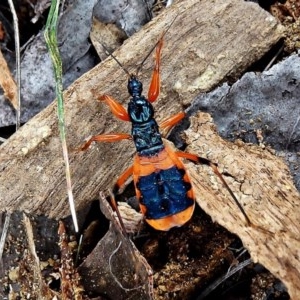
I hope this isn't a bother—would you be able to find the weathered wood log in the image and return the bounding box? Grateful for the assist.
[0,0,283,218]
[78,193,153,299]
[184,113,300,300]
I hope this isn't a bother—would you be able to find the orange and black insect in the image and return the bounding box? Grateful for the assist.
[78,31,254,232]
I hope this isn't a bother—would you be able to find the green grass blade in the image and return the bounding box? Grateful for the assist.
[44,0,79,232]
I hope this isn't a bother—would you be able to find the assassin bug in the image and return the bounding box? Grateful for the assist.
[77,30,255,232]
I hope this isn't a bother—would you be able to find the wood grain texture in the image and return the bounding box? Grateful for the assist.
[0,1,283,219]
[184,112,300,300]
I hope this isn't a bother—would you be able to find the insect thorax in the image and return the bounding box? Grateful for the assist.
[131,119,164,156]
[128,97,164,156]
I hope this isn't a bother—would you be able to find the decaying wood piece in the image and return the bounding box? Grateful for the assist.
[184,112,300,300]
[78,192,153,299]
[21,215,58,299]
[0,0,283,219]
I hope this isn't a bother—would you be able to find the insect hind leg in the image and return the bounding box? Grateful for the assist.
[176,151,273,234]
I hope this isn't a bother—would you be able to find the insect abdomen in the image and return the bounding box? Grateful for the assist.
[133,145,195,231]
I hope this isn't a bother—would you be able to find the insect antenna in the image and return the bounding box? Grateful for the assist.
[100,14,179,78]
[100,42,131,77]
[101,39,153,78]
[136,14,179,76]
[136,40,160,76]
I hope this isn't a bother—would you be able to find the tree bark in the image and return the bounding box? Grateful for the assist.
[184,113,300,300]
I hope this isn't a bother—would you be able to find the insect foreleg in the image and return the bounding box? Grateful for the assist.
[147,36,164,103]
[99,95,130,121]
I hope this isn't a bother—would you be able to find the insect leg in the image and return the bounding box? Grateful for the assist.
[109,165,134,236]
[99,95,130,121]
[175,151,253,227]
[77,133,132,151]
[148,36,164,103]
[160,112,186,136]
